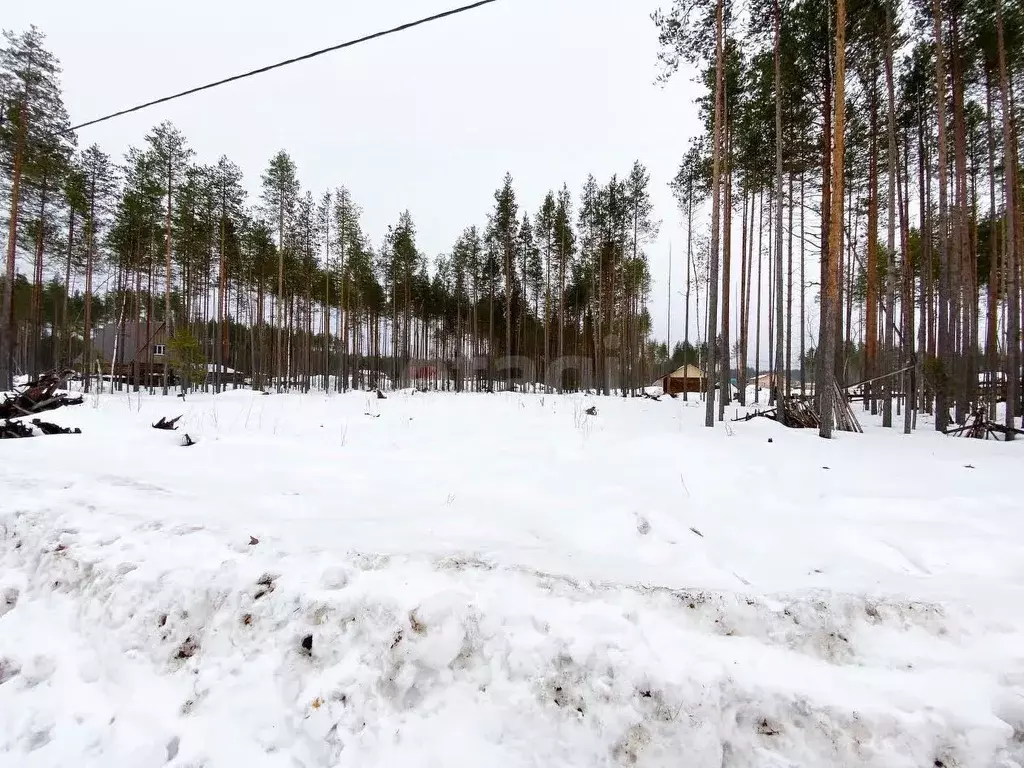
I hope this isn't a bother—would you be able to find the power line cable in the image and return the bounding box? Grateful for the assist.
[70,0,500,132]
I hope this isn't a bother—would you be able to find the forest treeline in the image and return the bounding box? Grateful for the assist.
[4,0,1024,438]
[0,27,661,397]
[655,0,1023,436]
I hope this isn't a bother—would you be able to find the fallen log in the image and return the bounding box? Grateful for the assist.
[31,419,81,436]
[732,408,777,423]
[1,417,82,438]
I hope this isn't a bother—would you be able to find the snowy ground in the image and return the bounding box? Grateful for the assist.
[2,387,1024,767]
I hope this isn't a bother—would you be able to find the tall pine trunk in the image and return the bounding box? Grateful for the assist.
[932,0,952,430]
[819,0,846,439]
[773,0,785,412]
[0,114,26,391]
[997,0,1019,436]
[705,0,726,427]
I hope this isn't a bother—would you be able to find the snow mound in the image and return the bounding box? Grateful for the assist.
[1,390,1024,767]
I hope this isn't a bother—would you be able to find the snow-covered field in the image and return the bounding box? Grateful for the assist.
[2,388,1024,767]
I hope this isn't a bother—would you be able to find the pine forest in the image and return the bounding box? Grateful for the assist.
[3,0,1023,439]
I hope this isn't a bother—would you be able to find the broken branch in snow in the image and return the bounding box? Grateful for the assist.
[153,416,183,431]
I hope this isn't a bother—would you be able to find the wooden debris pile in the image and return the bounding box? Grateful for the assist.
[1,370,83,439]
[945,407,1024,441]
[0,420,33,439]
[733,379,862,434]
[776,397,821,429]
[0,369,82,419]
[734,396,820,428]
[825,379,864,434]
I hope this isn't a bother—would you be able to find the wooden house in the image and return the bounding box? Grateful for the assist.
[660,364,706,395]
[92,321,170,386]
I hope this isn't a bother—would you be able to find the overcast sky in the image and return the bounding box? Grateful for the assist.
[8,0,711,349]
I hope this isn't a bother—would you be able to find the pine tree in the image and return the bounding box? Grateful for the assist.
[261,150,299,390]
[79,145,117,392]
[488,173,519,389]
[535,192,557,387]
[333,187,365,391]
[553,186,575,392]
[145,121,191,394]
[625,161,660,394]
[213,156,245,392]
[0,26,72,389]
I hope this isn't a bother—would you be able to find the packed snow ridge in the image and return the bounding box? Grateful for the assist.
[2,388,1024,767]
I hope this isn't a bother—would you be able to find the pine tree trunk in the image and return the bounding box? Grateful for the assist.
[898,100,915,434]
[918,100,933,413]
[30,176,49,379]
[768,194,775,401]
[684,184,693,402]
[773,0,786,411]
[867,83,880,414]
[738,189,749,405]
[951,14,971,425]
[720,132,733,419]
[755,198,764,404]
[786,173,794,397]
[884,11,899,429]
[84,181,96,394]
[704,0,726,428]
[62,210,75,370]
[0,121,26,391]
[505,243,512,392]
[544,234,551,391]
[819,0,846,439]
[163,158,173,396]
[279,203,289,391]
[933,0,952,430]
[986,74,1000,419]
[997,0,1019,436]
[746,189,758,396]
[817,54,834,415]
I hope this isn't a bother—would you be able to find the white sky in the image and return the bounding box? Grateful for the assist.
[7,0,715,350]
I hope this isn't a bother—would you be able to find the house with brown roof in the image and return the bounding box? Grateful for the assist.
[659,364,706,395]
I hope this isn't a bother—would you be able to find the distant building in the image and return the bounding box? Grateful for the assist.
[659,364,706,395]
[90,321,169,385]
[91,322,244,387]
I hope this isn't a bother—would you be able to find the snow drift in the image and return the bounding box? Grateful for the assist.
[1,389,1023,767]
